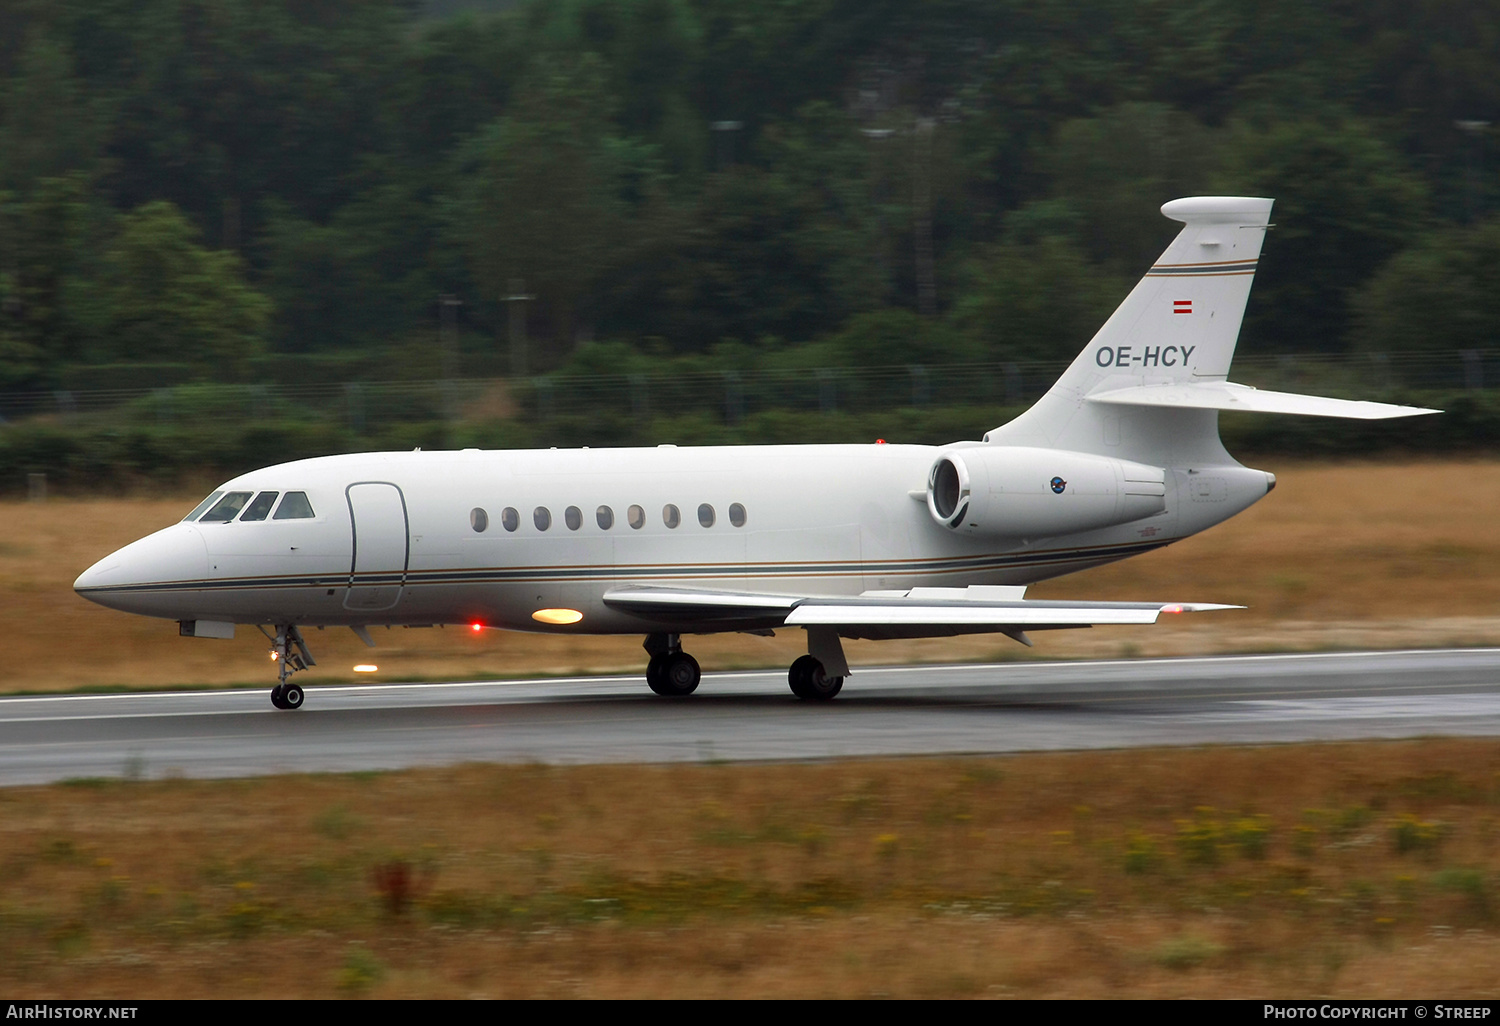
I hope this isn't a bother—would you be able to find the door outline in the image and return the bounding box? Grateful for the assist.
[345,481,410,612]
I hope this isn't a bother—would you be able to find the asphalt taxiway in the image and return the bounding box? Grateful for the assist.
[2,648,1499,786]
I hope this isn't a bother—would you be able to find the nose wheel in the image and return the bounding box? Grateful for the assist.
[271,683,305,710]
[260,624,316,711]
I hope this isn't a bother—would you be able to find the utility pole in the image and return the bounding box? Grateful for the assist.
[501,279,535,378]
[710,120,743,170]
[1456,120,1491,223]
[438,294,462,381]
[912,117,936,317]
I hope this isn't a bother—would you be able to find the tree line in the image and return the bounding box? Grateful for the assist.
[1,0,1497,394]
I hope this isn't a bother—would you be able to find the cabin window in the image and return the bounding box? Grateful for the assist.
[240,491,280,522]
[470,507,489,533]
[200,491,254,522]
[272,492,316,520]
[501,507,519,532]
[597,505,614,530]
[729,502,747,527]
[663,504,681,529]
[533,506,551,531]
[627,504,645,530]
[698,503,715,528]
[184,491,225,522]
[565,505,582,531]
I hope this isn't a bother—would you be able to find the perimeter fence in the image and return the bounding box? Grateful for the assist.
[0,349,1495,430]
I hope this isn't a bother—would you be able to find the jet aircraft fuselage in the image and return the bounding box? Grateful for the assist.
[75,444,1272,632]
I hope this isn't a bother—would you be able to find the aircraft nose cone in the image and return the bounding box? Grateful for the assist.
[74,525,209,614]
[73,556,122,593]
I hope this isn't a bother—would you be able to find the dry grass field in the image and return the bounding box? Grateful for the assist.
[3,458,1499,693]
[3,460,1499,999]
[1,741,1497,998]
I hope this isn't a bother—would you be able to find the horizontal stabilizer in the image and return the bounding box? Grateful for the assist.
[1087,382,1440,420]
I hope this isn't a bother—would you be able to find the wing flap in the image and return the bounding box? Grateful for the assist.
[602,586,798,623]
[787,597,1236,627]
[603,584,1238,633]
[1087,382,1439,420]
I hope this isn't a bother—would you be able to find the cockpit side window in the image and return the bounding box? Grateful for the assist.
[199,491,254,522]
[272,491,316,520]
[239,491,280,522]
[183,491,225,522]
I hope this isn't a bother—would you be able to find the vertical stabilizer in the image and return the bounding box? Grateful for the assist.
[986,196,1274,465]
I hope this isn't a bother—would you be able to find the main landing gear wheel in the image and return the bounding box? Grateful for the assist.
[788,654,843,701]
[647,651,701,697]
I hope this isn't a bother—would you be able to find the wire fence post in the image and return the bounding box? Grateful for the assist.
[908,365,929,406]
[1004,363,1022,406]
[1462,349,1483,390]
[345,382,365,434]
[723,370,744,425]
[817,369,837,414]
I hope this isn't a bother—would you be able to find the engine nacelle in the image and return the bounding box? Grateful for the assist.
[926,446,1167,538]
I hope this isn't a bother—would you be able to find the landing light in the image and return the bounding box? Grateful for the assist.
[353,664,378,673]
[531,608,584,625]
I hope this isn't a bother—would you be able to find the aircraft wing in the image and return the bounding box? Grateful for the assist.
[601,585,1237,641]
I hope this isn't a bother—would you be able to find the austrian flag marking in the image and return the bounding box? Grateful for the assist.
[1173,300,1192,314]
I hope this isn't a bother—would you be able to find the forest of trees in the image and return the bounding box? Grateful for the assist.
[1,0,1498,394]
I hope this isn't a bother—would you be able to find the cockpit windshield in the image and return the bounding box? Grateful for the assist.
[184,489,315,522]
[239,491,279,522]
[198,491,254,522]
[183,491,225,522]
[273,492,315,520]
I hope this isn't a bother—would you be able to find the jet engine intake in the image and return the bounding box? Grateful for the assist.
[927,446,1166,537]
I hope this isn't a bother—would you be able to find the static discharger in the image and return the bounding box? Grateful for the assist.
[532,608,584,625]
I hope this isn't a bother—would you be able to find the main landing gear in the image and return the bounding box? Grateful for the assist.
[639,629,850,701]
[788,654,843,700]
[788,626,848,701]
[260,624,316,711]
[643,633,701,696]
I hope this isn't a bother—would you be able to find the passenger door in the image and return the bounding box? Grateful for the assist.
[345,482,409,612]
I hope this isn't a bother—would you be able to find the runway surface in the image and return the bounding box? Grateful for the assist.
[3,648,1500,786]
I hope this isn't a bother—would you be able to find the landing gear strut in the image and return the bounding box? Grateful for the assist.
[643,633,700,697]
[260,624,315,711]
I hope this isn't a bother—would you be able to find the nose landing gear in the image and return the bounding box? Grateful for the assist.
[260,624,316,711]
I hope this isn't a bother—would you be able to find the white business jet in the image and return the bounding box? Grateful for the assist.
[75,197,1436,709]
